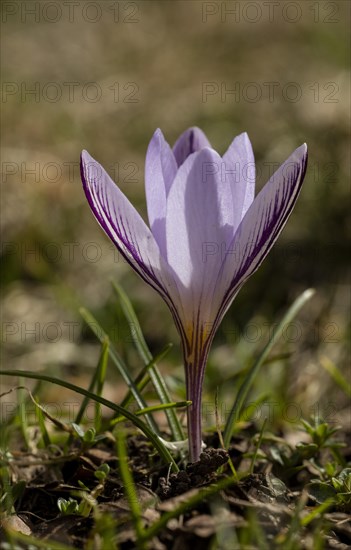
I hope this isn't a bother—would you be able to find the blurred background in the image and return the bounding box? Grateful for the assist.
[1,1,350,434]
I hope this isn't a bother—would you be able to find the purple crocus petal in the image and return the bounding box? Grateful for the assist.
[81,150,173,298]
[214,144,308,320]
[145,129,177,258]
[173,127,211,167]
[222,132,256,234]
[166,147,235,327]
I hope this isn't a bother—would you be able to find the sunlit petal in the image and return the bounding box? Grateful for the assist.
[173,126,211,167]
[145,129,177,257]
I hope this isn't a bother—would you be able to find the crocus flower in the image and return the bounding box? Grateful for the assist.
[81,127,308,461]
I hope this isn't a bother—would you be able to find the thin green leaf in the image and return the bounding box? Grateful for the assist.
[112,281,185,441]
[36,405,51,448]
[116,429,145,543]
[111,280,152,362]
[239,393,270,424]
[120,343,173,409]
[74,338,109,427]
[18,382,30,449]
[250,417,267,474]
[215,387,238,481]
[0,369,179,472]
[112,400,191,425]
[94,338,109,431]
[79,307,159,434]
[282,491,308,549]
[223,288,315,447]
[65,339,110,448]
[320,356,351,397]
[141,475,237,542]
[2,530,75,550]
[246,509,269,549]
[1,380,41,428]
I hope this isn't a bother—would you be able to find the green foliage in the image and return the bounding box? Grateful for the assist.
[223,289,315,446]
[57,463,112,520]
[267,415,345,483]
[79,307,160,435]
[116,429,145,544]
[320,357,351,398]
[300,417,342,450]
[71,424,107,449]
[1,286,349,548]
[309,468,351,510]
[57,496,81,516]
[0,366,179,472]
[112,281,185,441]
[94,463,110,481]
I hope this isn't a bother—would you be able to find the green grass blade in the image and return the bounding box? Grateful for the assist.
[250,417,267,474]
[282,491,308,549]
[112,400,191,425]
[73,338,109,428]
[0,369,179,472]
[300,498,334,527]
[94,338,109,431]
[111,280,152,362]
[320,356,351,397]
[79,307,159,434]
[36,405,51,448]
[112,281,185,441]
[245,509,269,550]
[18,382,30,449]
[141,475,237,542]
[2,530,77,550]
[120,343,172,409]
[1,380,42,428]
[65,338,110,449]
[239,393,270,424]
[116,429,145,544]
[223,288,315,448]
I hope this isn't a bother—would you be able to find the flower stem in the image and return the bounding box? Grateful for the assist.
[181,320,217,462]
[186,379,202,462]
[185,354,207,462]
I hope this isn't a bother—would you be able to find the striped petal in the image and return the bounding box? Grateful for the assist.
[81,150,173,298]
[173,127,211,167]
[145,129,177,258]
[214,144,308,320]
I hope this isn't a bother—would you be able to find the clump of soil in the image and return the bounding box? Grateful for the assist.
[157,447,229,499]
